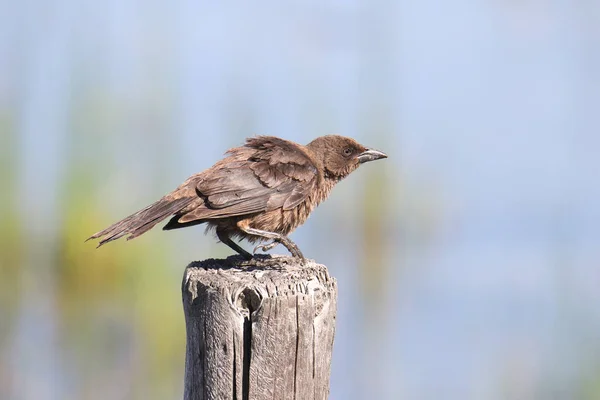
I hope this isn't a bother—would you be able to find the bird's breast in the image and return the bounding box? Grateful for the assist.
[241,197,315,237]
[242,178,338,237]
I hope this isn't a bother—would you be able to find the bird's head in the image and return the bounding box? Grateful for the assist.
[306,135,387,181]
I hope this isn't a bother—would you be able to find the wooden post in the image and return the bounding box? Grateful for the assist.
[182,256,338,400]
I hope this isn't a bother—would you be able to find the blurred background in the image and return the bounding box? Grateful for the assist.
[1,1,600,399]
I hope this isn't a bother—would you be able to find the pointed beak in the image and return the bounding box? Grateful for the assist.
[357,148,387,163]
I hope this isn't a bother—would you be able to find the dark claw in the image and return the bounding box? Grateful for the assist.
[253,241,278,254]
[237,226,307,263]
[278,237,305,261]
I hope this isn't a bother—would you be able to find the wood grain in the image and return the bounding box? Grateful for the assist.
[182,256,337,400]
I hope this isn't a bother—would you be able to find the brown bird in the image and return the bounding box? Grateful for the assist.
[88,135,387,260]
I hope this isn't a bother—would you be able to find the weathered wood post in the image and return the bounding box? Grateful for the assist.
[182,255,338,400]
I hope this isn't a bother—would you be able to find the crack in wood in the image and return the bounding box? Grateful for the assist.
[242,313,252,400]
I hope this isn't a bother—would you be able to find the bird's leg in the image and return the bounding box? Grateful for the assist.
[239,226,305,260]
[217,228,253,260]
[253,240,279,254]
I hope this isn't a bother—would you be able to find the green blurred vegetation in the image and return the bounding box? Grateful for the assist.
[0,112,21,342]
[54,174,185,398]
[0,157,186,398]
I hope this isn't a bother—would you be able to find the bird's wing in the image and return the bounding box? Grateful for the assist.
[177,137,319,223]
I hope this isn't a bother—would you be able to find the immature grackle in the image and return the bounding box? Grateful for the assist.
[88,135,387,260]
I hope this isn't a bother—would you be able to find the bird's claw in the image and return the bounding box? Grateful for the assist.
[253,241,278,254]
[278,238,305,261]
[251,240,305,265]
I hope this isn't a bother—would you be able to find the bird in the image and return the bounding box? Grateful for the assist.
[87,135,387,260]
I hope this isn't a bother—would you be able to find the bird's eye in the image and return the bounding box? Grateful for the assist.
[343,147,353,157]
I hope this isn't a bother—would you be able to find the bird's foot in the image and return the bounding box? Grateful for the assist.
[278,237,306,262]
[255,237,305,262]
[253,241,279,254]
[237,226,307,263]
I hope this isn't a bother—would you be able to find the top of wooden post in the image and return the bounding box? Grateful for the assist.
[183,255,336,316]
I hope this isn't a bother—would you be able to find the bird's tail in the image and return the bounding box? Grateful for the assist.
[87,196,195,247]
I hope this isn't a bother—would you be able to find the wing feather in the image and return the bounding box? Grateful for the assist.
[174,136,320,224]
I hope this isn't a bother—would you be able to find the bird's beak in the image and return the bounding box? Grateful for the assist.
[357,149,387,163]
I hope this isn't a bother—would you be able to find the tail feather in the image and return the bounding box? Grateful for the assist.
[88,196,195,247]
